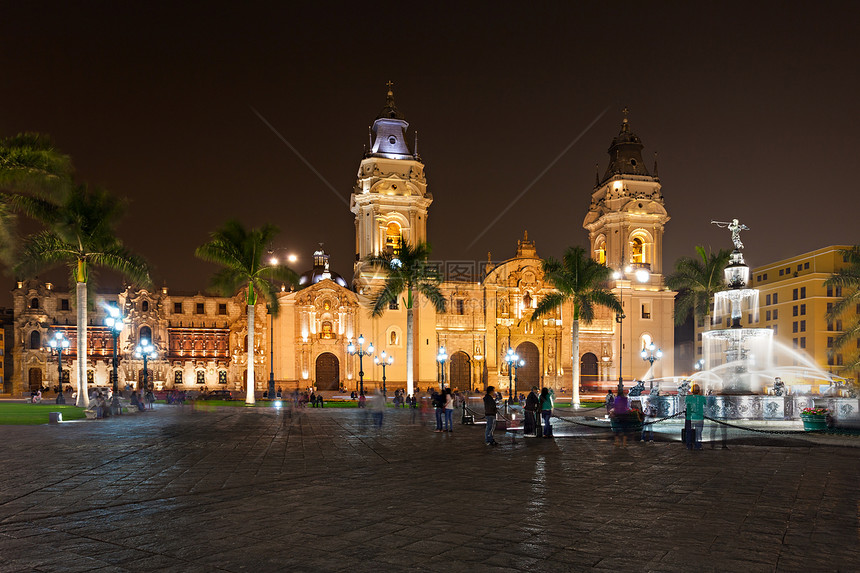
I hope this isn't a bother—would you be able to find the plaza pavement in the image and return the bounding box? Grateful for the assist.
[0,405,858,572]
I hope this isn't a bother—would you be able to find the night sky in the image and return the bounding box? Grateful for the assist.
[2,2,858,301]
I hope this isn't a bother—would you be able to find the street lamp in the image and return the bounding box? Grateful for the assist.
[104,306,124,415]
[374,351,393,397]
[640,342,663,377]
[48,331,70,404]
[612,265,650,394]
[505,347,524,404]
[267,303,275,400]
[347,334,373,396]
[134,338,158,399]
[437,346,448,390]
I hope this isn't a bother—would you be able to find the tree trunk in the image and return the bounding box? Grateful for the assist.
[571,318,580,409]
[246,304,255,405]
[406,304,414,397]
[76,281,89,408]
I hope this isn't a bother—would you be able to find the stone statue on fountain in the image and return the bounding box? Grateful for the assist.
[711,218,750,251]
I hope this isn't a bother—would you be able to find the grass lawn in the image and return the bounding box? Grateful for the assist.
[0,403,87,425]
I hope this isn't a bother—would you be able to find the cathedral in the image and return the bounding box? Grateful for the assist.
[7,88,675,398]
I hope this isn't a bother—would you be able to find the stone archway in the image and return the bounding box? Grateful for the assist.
[315,353,340,391]
[449,351,471,390]
[515,342,540,391]
[580,352,599,390]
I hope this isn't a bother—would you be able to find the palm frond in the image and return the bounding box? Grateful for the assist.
[533,292,566,321]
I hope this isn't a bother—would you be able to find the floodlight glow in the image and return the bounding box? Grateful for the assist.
[635,269,650,283]
[287,254,298,263]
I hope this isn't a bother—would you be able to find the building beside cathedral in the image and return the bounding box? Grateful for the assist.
[6,88,676,397]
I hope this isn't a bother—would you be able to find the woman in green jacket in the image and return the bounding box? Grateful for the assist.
[684,384,706,450]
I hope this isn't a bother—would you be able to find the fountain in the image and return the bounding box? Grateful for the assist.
[645,219,858,421]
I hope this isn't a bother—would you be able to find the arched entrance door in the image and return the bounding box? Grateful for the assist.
[449,351,471,390]
[315,353,339,391]
[580,352,599,390]
[28,368,42,392]
[515,342,540,392]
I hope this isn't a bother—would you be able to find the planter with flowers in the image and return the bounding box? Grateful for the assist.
[800,407,829,431]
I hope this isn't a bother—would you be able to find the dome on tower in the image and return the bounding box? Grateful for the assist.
[298,249,348,288]
[369,82,414,160]
[600,108,652,185]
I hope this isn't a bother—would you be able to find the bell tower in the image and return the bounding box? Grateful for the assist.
[583,108,669,276]
[351,83,432,292]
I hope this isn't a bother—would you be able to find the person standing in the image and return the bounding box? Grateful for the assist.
[685,384,706,450]
[432,389,444,432]
[444,388,455,432]
[605,390,615,416]
[539,387,555,438]
[524,386,539,437]
[483,386,498,446]
[641,401,656,443]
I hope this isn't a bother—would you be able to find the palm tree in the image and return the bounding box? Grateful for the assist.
[0,133,73,266]
[196,220,297,405]
[533,246,621,409]
[14,184,151,408]
[825,245,860,374]
[666,246,732,329]
[366,242,447,397]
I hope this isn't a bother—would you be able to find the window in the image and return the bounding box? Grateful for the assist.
[631,237,644,264]
[766,310,771,321]
[836,320,843,331]
[766,294,771,305]
[835,286,842,297]
[321,321,333,339]
[174,302,182,314]
[793,305,798,317]
[697,333,702,341]
[763,273,768,280]
[29,330,41,350]
[30,298,39,309]
[792,338,798,348]
[779,269,784,276]
[219,371,227,384]
[142,300,149,312]
[61,370,70,384]
[828,355,835,366]
[837,354,844,366]
[174,371,183,385]
[87,371,94,384]
[800,320,806,332]
[792,322,798,333]
[641,301,652,319]
[388,299,399,310]
[800,287,806,298]
[140,326,152,343]
[827,337,834,348]
[804,262,809,270]
[773,325,778,335]
[196,303,205,315]
[785,267,791,275]
[218,303,227,315]
[827,286,833,297]
[60,299,69,311]
[773,293,778,305]
[827,302,833,313]
[828,322,834,332]
[197,371,205,384]
[455,299,465,315]
[800,337,806,349]
[773,309,779,320]
[756,275,761,282]
[797,264,802,272]
[792,288,798,301]
[385,222,402,256]
[800,304,806,315]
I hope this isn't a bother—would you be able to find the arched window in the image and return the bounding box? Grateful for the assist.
[631,237,644,264]
[140,326,152,344]
[30,298,39,310]
[595,240,606,264]
[385,222,402,256]
[29,330,41,350]
[142,300,149,312]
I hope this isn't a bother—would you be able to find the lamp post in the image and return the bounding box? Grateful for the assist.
[640,342,663,377]
[104,306,124,415]
[612,265,650,394]
[267,303,275,400]
[374,351,393,397]
[134,338,158,402]
[48,331,70,404]
[437,346,448,390]
[505,347,524,404]
[347,334,373,396]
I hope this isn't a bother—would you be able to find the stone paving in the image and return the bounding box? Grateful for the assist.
[0,405,858,572]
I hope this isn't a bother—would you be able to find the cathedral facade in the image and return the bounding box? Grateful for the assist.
[7,90,675,397]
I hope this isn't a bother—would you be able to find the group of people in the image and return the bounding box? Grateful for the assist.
[522,386,556,439]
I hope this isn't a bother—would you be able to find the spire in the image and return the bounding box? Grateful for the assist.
[595,163,600,187]
[653,152,659,178]
[376,80,406,120]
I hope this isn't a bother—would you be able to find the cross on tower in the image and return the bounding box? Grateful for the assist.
[622,106,629,120]
[386,80,394,92]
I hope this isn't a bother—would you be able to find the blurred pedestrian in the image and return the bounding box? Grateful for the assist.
[641,401,656,443]
[539,387,554,438]
[483,386,498,446]
[371,388,385,428]
[611,389,630,446]
[605,390,615,416]
[432,389,444,432]
[685,383,706,450]
[444,388,454,432]
[524,386,539,437]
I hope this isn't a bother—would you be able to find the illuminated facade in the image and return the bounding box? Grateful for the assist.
[8,90,677,396]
